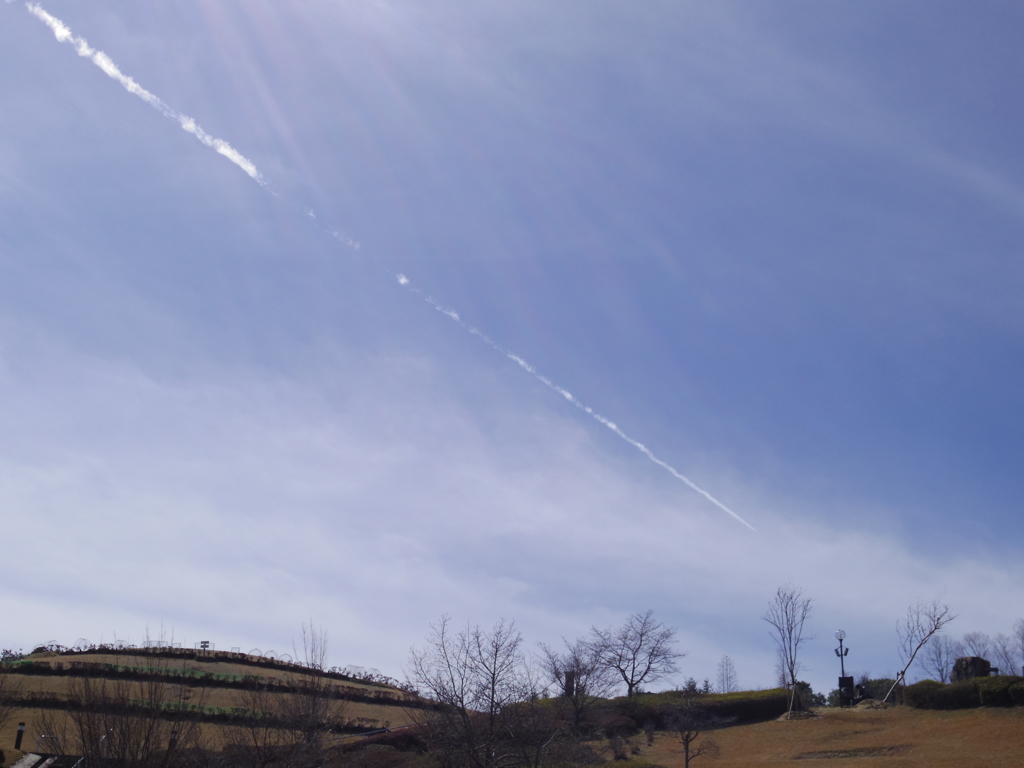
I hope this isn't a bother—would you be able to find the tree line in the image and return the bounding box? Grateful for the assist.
[760,586,1024,710]
[7,588,1020,768]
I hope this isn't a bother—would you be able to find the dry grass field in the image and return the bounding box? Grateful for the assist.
[5,652,1024,768]
[640,703,1024,767]
[0,648,422,765]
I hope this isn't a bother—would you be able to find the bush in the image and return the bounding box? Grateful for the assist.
[597,713,639,738]
[795,681,826,708]
[702,688,791,723]
[608,736,629,760]
[861,678,897,702]
[600,688,790,735]
[609,691,677,731]
[977,676,1023,707]
[906,676,1024,709]
[921,680,980,710]
[1009,682,1024,706]
[904,680,944,708]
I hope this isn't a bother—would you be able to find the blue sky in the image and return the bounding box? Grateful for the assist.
[2,0,1023,695]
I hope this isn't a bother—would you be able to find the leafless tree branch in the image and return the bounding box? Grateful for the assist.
[885,599,956,702]
[762,586,812,718]
[589,610,682,697]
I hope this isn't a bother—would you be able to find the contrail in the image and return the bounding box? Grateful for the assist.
[405,283,756,531]
[24,3,263,183]
[18,2,755,531]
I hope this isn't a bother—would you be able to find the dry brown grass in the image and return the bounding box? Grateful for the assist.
[642,704,1024,767]
[8,656,1024,768]
[0,650,421,766]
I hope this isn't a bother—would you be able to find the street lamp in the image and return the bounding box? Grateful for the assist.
[835,630,852,706]
[835,630,848,677]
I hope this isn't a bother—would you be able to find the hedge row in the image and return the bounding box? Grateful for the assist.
[10,693,387,734]
[24,646,405,691]
[904,676,1024,710]
[3,660,424,709]
[605,688,790,732]
[702,688,792,724]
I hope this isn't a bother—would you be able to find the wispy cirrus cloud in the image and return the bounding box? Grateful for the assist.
[0,336,1019,692]
[17,0,752,530]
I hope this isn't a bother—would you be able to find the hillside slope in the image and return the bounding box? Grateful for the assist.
[0,646,423,765]
[642,703,1024,767]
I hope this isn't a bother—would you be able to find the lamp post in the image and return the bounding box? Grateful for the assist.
[835,630,848,677]
[835,630,852,706]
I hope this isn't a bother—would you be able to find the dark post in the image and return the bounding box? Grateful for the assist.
[15,723,25,751]
[835,629,853,706]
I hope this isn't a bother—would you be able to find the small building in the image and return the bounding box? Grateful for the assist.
[951,656,991,682]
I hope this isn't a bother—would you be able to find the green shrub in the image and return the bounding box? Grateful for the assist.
[702,688,791,724]
[977,676,1023,707]
[904,680,944,708]
[603,688,789,733]
[862,678,897,703]
[611,695,666,731]
[1009,681,1024,706]
[924,680,980,710]
[908,676,1024,709]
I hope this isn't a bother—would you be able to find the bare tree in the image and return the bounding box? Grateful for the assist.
[223,622,340,768]
[773,648,788,690]
[0,665,23,737]
[715,656,738,694]
[761,586,812,718]
[538,637,615,736]
[36,707,74,759]
[225,678,288,768]
[921,635,956,683]
[884,599,956,703]
[590,610,682,697]
[500,663,585,768]
[948,638,966,659]
[673,697,719,768]
[959,631,991,659]
[48,653,208,768]
[990,633,1017,676]
[285,622,336,764]
[410,617,563,768]
[1013,619,1024,677]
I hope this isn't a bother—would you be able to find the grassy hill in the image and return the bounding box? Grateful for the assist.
[0,646,424,765]
[639,702,1024,767]
[4,651,1024,768]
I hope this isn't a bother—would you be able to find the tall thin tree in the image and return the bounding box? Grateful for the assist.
[761,586,813,718]
[715,656,738,694]
[884,599,955,703]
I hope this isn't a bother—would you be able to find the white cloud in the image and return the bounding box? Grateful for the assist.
[0,336,1020,694]
[4,0,1023,699]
